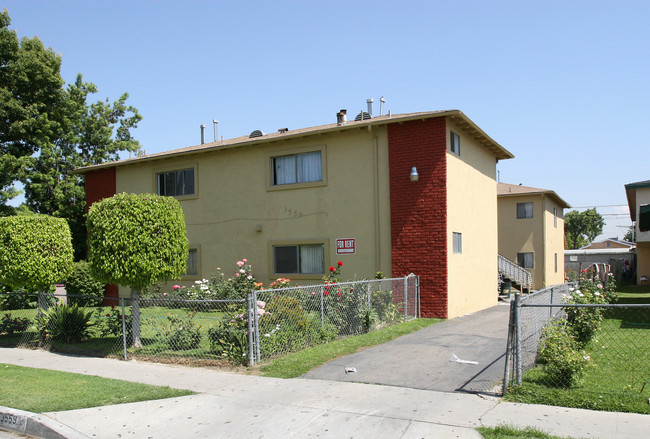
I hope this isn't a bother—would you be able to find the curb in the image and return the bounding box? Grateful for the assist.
[0,406,89,439]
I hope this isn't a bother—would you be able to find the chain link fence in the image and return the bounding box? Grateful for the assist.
[503,284,650,407]
[0,275,419,367]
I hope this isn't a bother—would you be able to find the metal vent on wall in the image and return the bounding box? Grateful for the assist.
[355,112,372,121]
[249,130,265,138]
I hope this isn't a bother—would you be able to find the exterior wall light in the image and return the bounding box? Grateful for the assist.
[410,167,419,182]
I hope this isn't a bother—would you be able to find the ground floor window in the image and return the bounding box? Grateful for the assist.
[273,243,324,274]
[186,248,199,276]
[517,252,534,269]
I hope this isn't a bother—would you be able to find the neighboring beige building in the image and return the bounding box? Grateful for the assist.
[581,238,635,250]
[497,183,570,290]
[625,180,650,285]
[79,109,514,319]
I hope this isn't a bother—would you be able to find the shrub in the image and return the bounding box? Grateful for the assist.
[66,261,106,307]
[0,285,40,310]
[157,312,202,351]
[207,312,249,364]
[0,313,32,334]
[538,319,593,387]
[40,304,94,343]
[95,306,132,341]
[563,279,608,346]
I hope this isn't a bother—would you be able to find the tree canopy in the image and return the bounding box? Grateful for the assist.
[0,9,142,258]
[564,208,605,249]
[0,215,74,291]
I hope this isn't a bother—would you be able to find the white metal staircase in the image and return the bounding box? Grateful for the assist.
[498,254,533,294]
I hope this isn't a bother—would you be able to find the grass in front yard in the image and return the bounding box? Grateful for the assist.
[0,363,194,413]
[477,425,579,439]
[505,296,650,414]
[258,318,441,378]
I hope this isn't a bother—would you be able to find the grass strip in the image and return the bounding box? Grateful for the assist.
[259,318,441,378]
[477,424,580,439]
[0,363,194,413]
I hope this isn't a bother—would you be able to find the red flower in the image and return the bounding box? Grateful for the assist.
[337,292,342,297]
[323,291,330,297]
[337,261,343,266]
[329,266,336,272]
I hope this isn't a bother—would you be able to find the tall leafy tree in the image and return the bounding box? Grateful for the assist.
[564,208,605,249]
[0,10,142,258]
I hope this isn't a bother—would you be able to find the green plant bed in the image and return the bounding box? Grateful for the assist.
[477,424,579,439]
[506,308,650,414]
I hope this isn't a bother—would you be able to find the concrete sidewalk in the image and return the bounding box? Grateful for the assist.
[1,348,648,438]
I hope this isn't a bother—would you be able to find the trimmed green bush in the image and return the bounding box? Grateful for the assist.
[538,319,593,387]
[0,215,74,290]
[65,261,106,307]
[87,193,189,291]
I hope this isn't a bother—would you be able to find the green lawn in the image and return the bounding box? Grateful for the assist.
[477,425,581,439]
[505,290,650,414]
[0,363,193,413]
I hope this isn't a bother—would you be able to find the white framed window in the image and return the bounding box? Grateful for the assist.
[517,202,533,219]
[273,243,325,274]
[272,151,322,186]
[157,168,195,197]
[452,232,462,254]
[450,131,461,156]
[517,252,534,269]
[553,208,558,228]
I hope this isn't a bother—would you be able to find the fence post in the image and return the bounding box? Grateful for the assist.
[320,285,325,327]
[549,287,554,320]
[120,298,128,360]
[514,292,522,386]
[404,277,409,320]
[247,293,254,367]
[503,295,516,394]
[253,290,261,363]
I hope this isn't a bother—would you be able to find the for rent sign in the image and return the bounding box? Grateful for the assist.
[336,238,356,255]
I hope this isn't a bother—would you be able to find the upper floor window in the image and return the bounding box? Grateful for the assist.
[640,204,650,232]
[553,208,558,227]
[517,202,533,219]
[450,131,461,156]
[272,151,322,186]
[157,168,195,197]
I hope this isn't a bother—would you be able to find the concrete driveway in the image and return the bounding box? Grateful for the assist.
[301,303,511,394]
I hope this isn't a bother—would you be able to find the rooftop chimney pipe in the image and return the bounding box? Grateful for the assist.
[366,98,373,117]
[337,109,347,125]
[213,120,218,142]
[200,124,206,144]
[379,96,386,116]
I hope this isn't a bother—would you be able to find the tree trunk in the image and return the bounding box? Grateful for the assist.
[131,288,142,348]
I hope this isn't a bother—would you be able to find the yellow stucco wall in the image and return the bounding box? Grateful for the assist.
[446,120,499,318]
[497,193,566,290]
[115,127,393,295]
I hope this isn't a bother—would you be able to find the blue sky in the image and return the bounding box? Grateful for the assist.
[4,1,648,240]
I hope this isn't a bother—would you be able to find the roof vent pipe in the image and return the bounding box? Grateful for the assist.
[379,96,386,116]
[200,124,206,144]
[366,98,373,117]
[213,120,218,142]
[336,109,347,125]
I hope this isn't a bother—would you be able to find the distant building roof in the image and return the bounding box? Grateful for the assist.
[497,182,571,208]
[73,109,515,174]
[580,238,635,250]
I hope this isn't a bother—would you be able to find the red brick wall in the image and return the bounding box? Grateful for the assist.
[388,118,448,318]
[84,168,119,299]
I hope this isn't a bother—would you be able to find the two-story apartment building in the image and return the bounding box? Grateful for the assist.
[625,180,650,285]
[497,183,570,290]
[78,110,514,318]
